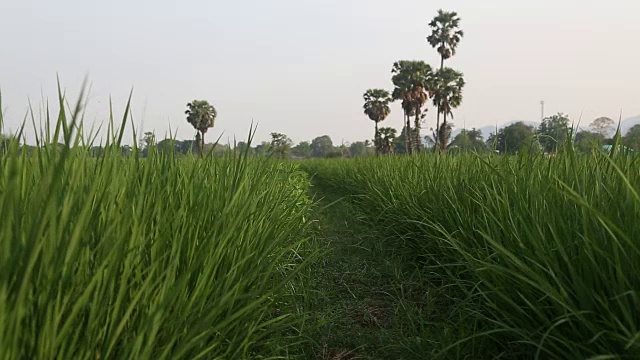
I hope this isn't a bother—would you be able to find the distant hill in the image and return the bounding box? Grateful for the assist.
[620,115,640,134]
[450,115,640,141]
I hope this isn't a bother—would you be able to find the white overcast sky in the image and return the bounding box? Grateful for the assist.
[1,0,639,145]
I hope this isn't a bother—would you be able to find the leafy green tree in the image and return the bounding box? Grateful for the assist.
[391,61,433,154]
[624,124,640,151]
[378,127,397,155]
[349,141,368,157]
[432,68,465,151]
[269,132,293,159]
[310,135,334,158]
[449,128,486,152]
[254,141,271,156]
[235,141,251,154]
[488,122,537,154]
[363,89,392,156]
[427,9,463,150]
[574,130,605,153]
[186,100,217,157]
[537,113,571,153]
[292,141,312,158]
[590,117,615,138]
[140,132,156,150]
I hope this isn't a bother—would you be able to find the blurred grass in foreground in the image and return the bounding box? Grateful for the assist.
[0,85,315,359]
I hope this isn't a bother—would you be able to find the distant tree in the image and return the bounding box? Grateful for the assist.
[624,124,640,151]
[363,89,392,156]
[270,132,293,159]
[310,135,334,158]
[186,100,217,157]
[488,121,537,154]
[590,117,615,138]
[235,141,251,154]
[292,141,312,158]
[427,9,464,150]
[140,132,156,150]
[391,61,433,154]
[254,141,272,156]
[574,130,605,153]
[449,128,486,152]
[432,68,465,151]
[537,113,571,153]
[349,141,368,157]
[427,9,464,70]
[378,127,397,155]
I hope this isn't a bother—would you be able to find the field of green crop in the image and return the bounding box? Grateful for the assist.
[0,117,316,358]
[2,95,639,359]
[304,152,640,359]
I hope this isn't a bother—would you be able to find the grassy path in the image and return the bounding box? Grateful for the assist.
[305,186,428,360]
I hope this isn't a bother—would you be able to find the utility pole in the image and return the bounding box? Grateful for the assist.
[540,100,545,121]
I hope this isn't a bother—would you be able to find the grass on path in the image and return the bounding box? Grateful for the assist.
[304,186,443,360]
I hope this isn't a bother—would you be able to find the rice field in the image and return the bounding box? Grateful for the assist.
[304,151,640,359]
[0,98,316,359]
[2,93,640,359]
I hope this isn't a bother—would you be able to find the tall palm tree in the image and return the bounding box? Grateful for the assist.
[432,68,465,151]
[186,100,217,157]
[427,9,463,149]
[363,89,392,156]
[391,61,433,154]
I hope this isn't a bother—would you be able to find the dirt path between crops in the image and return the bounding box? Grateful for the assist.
[305,187,427,360]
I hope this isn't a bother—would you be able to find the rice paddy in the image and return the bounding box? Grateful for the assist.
[2,94,639,359]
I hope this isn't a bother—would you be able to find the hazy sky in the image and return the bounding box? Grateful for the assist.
[1,0,639,145]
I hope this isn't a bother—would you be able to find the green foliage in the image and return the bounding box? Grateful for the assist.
[449,128,486,152]
[537,112,571,153]
[624,124,640,151]
[310,135,334,158]
[427,9,464,66]
[432,67,465,150]
[292,141,312,158]
[270,132,293,159]
[574,130,605,153]
[348,141,368,157]
[185,100,217,156]
[391,60,434,154]
[363,89,392,155]
[377,127,397,155]
[304,153,640,359]
[488,121,537,154]
[0,95,315,359]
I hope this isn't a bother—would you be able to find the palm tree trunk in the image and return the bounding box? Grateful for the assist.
[442,112,448,152]
[435,52,445,152]
[414,110,421,153]
[200,131,205,157]
[374,121,379,156]
[435,111,441,152]
[405,112,413,155]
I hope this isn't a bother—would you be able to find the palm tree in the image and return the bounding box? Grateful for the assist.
[378,127,397,155]
[427,9,463,149]
[186,100,217,157]
[427,10,464,70]
[432,68,465,151]
[363,89,392,156]
[391,61,433,154]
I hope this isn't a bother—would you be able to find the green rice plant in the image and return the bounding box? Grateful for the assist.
[304,151,640,359]
[0,87,315,359]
